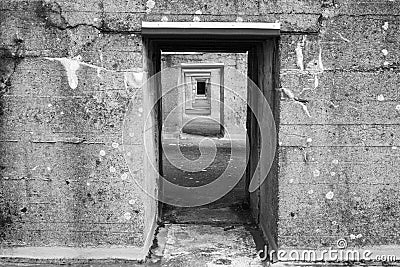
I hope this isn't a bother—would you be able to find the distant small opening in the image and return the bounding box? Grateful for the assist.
[197,81,206,95]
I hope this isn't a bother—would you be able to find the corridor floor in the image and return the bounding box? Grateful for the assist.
[150,134,266,266]
[149,205,266,267]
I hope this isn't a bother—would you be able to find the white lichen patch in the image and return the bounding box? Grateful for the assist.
[382,49,389,56]
[124,212,132,220]
[382,22,389,31]
[112,142,119,149]
[377,94,385,101]
[109,166,116,173]
[99,150,106,156]
[121,173,128,180]
[146,0,155,13]
[325,191,334,200]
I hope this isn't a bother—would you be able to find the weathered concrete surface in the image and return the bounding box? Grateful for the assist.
[1,0,400,262]
[150,205,265,267]
[157,224,263,267]
[277,0,400,250]
[0,0,148,259]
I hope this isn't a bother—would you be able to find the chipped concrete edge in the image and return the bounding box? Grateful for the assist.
[0,246,147,261]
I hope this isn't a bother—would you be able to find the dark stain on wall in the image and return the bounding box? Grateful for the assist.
[35,0,68,29]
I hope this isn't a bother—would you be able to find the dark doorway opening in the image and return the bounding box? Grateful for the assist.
[197,81,206,95]
[142,23,280,259]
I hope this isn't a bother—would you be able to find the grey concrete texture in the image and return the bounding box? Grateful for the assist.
[156,224,263,266]
[150,205,266,267]
[0,0,399,261]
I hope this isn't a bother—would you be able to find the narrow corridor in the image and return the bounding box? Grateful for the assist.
[148,134,266,266]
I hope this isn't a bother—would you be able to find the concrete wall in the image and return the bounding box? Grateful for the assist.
[0,0,399,260]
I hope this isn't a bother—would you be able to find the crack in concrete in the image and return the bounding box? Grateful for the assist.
[36,0,141,34]
[0,39,25,96]
[325,64,400,73]
[280,87,311,118]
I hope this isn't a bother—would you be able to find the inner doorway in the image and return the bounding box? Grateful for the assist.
[142,22,280,258]
[161,52,248,209]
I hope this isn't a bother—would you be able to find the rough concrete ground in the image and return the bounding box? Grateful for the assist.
[149,205,266,267]
[146,133,267,266]
[161,133,248,206]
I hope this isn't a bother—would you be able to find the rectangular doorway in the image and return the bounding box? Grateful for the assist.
[142,22,280,256]
[160,52,248,209]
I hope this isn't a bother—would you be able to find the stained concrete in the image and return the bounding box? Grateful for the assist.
[149,205,267,267]
[155,224,264,267]
[1,0,400,262]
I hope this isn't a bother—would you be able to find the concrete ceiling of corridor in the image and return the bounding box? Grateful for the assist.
[141,22,281,52]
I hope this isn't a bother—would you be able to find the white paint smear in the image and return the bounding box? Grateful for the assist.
[318,41,324,72]
[124,71,143,89]
[295,42,304,71]
[45,57,81,89]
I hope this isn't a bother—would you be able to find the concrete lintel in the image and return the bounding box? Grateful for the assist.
[0,246,146,261]
[181,63,225,70]
[142,22,280,30]
[142,22,280,38]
